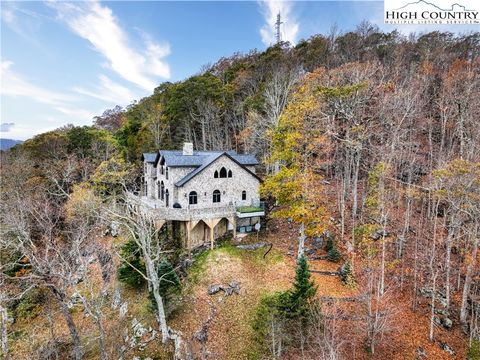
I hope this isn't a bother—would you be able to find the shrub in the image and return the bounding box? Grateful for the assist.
[251,292,291,356]
[327,244,341,262]
[340,261,356,287]
[468,340,480,360]
[252,255,318,357]
[13,288,46,319]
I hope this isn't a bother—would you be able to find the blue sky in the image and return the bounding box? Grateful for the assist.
[1,0,478,140]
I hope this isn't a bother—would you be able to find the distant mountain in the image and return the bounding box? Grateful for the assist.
[0,139,23,151]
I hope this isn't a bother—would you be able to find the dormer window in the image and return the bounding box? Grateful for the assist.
[220,167,227,178]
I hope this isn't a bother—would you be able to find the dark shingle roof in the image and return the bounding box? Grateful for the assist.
[148,149,260,187]
[142,153,157,163]
[175,153,223,187]
[154,150,258,167]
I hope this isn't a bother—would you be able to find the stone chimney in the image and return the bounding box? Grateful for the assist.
[183,142,193,155]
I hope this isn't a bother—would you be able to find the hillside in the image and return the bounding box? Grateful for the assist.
[1,25,479,360]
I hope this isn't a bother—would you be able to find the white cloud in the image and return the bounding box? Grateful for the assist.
[0,122,15,132]
[74,74,138,105]
[259,0,299,46]
[1,60,96,137]
[50,1,170,91]
[1,60,74,106]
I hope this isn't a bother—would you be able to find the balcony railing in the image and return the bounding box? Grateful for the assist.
[129,193,236,221]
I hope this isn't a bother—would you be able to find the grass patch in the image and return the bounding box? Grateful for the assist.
[236,206,264,213]
[186,250,210,284]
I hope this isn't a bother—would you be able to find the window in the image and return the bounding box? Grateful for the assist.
[220,167,227,178]
[189,191,198,205]
[213,190,221,203]
[242,190,246,200]
[165,189,169,207]
[228,170,232,178]
[157,181,161,199]
[160,181,165,200]
[214,170,219,178]
[161,165,164,175]
[166,167,169,180]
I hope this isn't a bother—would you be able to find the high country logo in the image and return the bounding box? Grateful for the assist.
[384,0,479,24]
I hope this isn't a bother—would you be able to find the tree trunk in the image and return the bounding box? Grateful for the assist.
[297,222,306,258]
[51,289,84,360]
[0,304,9,360]
[460,230,478,324]
[444,227,454,309]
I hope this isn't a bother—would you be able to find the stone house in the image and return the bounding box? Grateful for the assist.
[138,143,264,250]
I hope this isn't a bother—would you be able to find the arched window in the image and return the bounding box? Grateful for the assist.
[160,181,165,200]
[213,190,221,203]
[189,191,198,205]
[242,190,247,200]
[214,170,219,178]
[166,167,169,180]
[165,189,169,207]
[228,170,232,178]
[219,167,227,178]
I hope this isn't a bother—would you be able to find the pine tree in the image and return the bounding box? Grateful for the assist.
[326,237,341,262]
[117,239,146,288]
[288,254,318,317]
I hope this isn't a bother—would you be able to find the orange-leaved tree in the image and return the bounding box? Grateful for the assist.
[262,70,330,258]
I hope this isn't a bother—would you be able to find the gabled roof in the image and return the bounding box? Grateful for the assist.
[142,153,157,163]
[175,152,262,187]
[153,150,259,167]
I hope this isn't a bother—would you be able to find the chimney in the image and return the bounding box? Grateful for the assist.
[183,142,193,155]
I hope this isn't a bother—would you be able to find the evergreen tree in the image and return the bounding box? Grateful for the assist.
[117,240,146,288]
[288,255,318,317]
[326,238,341,262]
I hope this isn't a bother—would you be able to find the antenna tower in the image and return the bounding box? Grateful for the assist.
[275,12,283,44]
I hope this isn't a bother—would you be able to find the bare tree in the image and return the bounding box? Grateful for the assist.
[104,193,192,359]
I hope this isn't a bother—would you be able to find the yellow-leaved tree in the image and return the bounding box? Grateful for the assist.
[262,70,330,258]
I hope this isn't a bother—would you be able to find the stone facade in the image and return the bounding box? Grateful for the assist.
[139,144,264,250]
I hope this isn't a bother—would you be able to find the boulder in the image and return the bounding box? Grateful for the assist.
[131,318,148,338]
[311,237,323,249]
[440,342,455,356]
[370,229,389,241]
[236,242,268,250]
[416,346,426,358]
[226,281,241,295]
[110,221,119,237]
[441,317,453,330]
[193,325,208,343]
[119,302,128,318]
[111,288,121,310]
[208,284,224,295]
